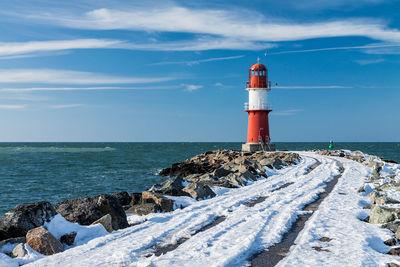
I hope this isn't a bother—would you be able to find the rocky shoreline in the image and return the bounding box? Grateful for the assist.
[0,150,300,262]
[1,148,399,266]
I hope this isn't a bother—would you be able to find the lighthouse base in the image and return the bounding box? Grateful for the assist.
[242,143,276,152]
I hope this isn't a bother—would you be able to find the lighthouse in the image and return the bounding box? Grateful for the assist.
[242,59,276,152]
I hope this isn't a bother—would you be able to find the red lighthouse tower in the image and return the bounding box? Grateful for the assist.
[242,59,276,152]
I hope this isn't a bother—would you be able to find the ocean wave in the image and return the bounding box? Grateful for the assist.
[0,146,116,153]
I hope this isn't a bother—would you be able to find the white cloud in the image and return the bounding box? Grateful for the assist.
[49,104,83,109]
[276,85,353,89]
[149,55,245,66]
[269,43,400,55]
[0,39,123,57]
[120,37,271,51]
[273,109,303,116]
[0,104,25,109]
[183,84,203,92]
[214,82,223,87]
[0,69,175,85]
[32,6,400,43]
[0,85,180,92]
[354,58,385,65]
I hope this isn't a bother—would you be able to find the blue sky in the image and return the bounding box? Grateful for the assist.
[0,0,399,142]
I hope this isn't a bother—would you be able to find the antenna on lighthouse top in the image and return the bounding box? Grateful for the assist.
[257,57,260,64]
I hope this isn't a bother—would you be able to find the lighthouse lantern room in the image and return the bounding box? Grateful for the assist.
[242,59,276,152]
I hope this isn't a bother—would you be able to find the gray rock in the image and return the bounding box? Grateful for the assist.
[369,206,400,224]
[387,247,400,256]
[12,243,28,258]
[111,191,132,206]
[125,203,161,215]
[55,194,129,230]
[91,214,113,233]
[212,167,232,178]
[149,177,189,196]
[225,173,246,186]
[60,232,76,246]
[129,193,142,206]
[239,170,258,181]
[142,191,174,212]
[0,237,26,251]
[382,221,400,233]
[183,183,216,200]
[384,238,397,246]
[0,202,56,241]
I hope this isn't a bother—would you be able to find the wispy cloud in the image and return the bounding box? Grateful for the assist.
[0,85,179,92]
[214,82,224,87]
[183,84,203,92]
[354,58,385,65]
[29,6,400,43]
[0,39,123,57]
[0,69,175,85]
[149,55,245,66]
[269,43,400,55]
[276,85,353,89]
[273,109,303,116]
[0,104,25,109]
[49,104,83,109]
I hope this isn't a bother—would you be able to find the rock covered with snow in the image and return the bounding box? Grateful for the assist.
[26,226,63,255]
[55,194,129,231]
[0,202,56,241]
[159,150,300,188]
[182,182,216,200]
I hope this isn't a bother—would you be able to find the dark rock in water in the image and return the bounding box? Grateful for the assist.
[26,226,64,255]
[149,177,189,196]
[0,201,56,241]
[125,203,161,216]
[382,158,398,164]
[142,191,174,212]
[55,194,129,230]
[183,183,216,200]
[60,232,77,246]
[111,191,132,206]
[130,193,142,206]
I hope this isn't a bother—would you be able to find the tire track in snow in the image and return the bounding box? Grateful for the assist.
[147,155,340,266]
[249,158,344,267]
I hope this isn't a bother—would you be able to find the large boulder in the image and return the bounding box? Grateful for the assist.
[0,202,56,241]
[369,206,400,224]
[111,192,132,206]
[125,203,161,216]
[142,191,174,212]
[12,243,28,258]
[369,191,400,205]
[26,226,63,255]
[55,194,129,230]
[91,214,113,233]
[183,183,216,200]
[148,177,189,196]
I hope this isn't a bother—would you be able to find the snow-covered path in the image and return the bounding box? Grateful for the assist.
[25,152,392,267]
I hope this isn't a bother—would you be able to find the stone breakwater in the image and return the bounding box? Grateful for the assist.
[0,149,299,259]
[317,149,400,265]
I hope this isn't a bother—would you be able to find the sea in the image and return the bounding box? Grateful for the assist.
[0,142,399,216]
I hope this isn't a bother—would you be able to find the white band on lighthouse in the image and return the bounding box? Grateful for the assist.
[246,88,269,110]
